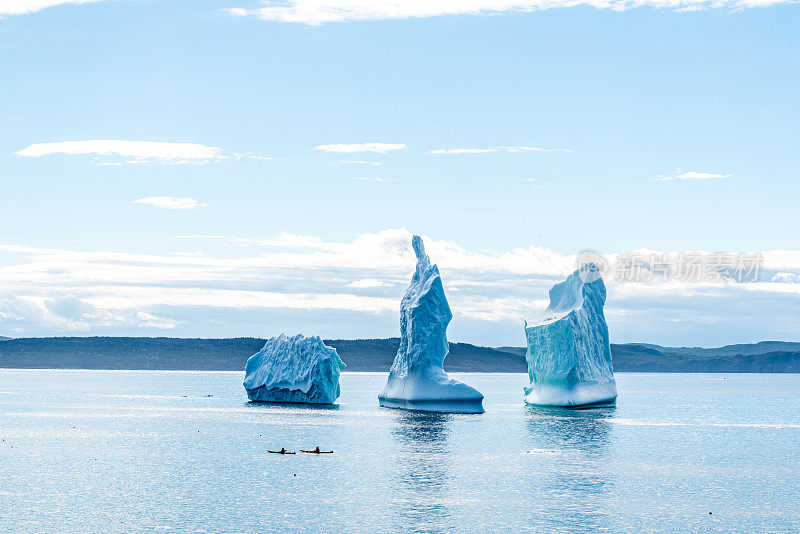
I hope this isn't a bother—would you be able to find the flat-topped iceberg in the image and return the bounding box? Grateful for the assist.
[523,264,617,408]
[378,235,484,413]
[244,334,346,404]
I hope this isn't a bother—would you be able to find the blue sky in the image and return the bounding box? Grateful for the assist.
[1,0,799,346]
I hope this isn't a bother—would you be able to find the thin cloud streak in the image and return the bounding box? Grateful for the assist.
[133,197,207,210]
[355,177,397,183]
[14,140,274,166]
[656,171,732,182]
[339,160,383,166]
[225,0,788,25]
[16,140,225,162]
[428,146,569,154]
[0,0,106,16]
[314,143,406,154]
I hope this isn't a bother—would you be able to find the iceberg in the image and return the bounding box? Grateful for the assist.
[378,235,484,413]
[243,334,346,404]
[523,264,617,408]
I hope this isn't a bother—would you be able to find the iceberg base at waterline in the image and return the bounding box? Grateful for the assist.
[523,380,617,409]
[246,383,343,404]
[379,369,484,413]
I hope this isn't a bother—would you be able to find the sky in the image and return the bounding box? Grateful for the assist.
[1,0,799,346]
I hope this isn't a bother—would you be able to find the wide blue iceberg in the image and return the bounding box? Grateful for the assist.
[378,235,484,413]
[523,264,617,408]
[244,334,346,404]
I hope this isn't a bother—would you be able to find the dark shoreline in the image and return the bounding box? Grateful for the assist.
[1,337,799,373]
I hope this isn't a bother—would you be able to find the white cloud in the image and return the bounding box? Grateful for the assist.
[135,311,179,329]
[314,143,406,154]
[678,171,731,180]
[355,177,396,183]
[656,171,731,182]
[225,0,787,24]
[0,0,105,16]
[428,146,569,154]
[526,179,548,194]
[2,0,787,21]
[0,229,569,323]
[0,295,180,332]
[339,160,382,166]
[347,278,394,288]
[92,161,123,167]
[176,231,326,248]
[16,140,226,164]
[3,230,800,341]
[133,197,207,210]
[232,152,275,161]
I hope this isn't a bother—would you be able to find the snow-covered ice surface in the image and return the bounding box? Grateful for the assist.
[378,235,484,413]
[244,334,346,404]
[524,264,617,408]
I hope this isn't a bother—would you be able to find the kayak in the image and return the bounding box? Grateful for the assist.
[300,450,333,454]
[268,450,296,454]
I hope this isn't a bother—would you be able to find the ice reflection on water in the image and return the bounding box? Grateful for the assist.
[390,411,454,533]
[524,407,618,533]
[525,407,614,454]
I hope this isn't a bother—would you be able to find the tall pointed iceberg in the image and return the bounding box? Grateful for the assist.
[378,235,484,413]
[523,264,617,408]
[244,334,346,404]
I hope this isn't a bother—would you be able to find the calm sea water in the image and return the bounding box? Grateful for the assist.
[0,370,798,533]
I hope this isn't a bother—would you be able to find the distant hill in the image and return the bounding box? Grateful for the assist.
[0,336,522,372]
[605,342,800,372]
[0,337,797,372]
[0,337,265,371]
[326,338,525,372]
[494,342,800,372]
[636,340,800,358]
[0,337,11,342]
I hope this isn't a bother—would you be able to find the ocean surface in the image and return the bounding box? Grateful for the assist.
[1,370,798,533]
